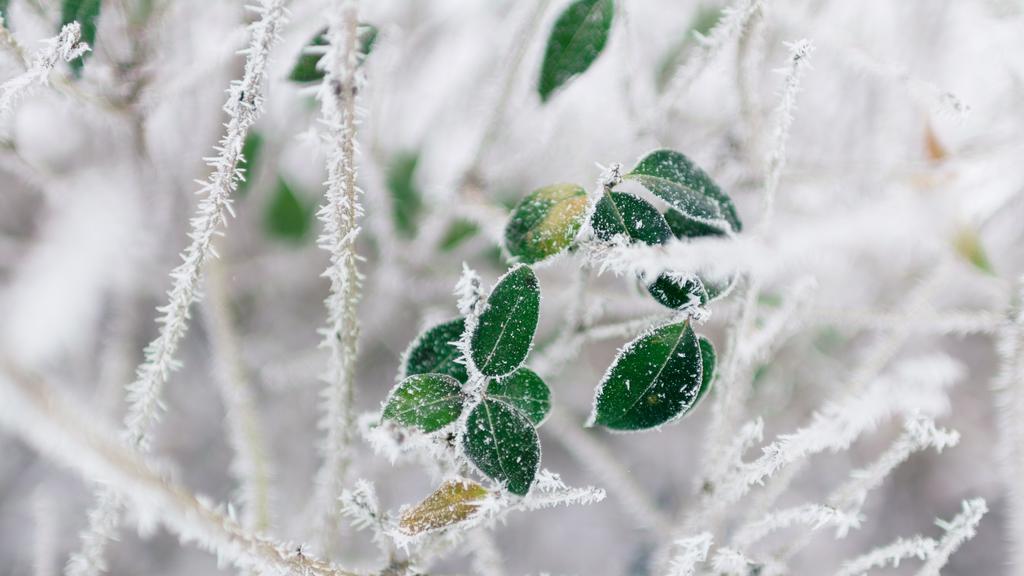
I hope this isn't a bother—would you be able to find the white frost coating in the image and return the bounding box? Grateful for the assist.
[732,504,862,549]
[0,366,356,576]
[762,39,814,224]
[0,23,88,131]
[665,533,713,576]
[836,536,937,576]
[915,498,987,576]
[68,2,288,574]
[713,355,961,508]
[310,0,364,550]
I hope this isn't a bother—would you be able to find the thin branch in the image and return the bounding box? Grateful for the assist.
[0,362,358,576]
[310,0,364,553]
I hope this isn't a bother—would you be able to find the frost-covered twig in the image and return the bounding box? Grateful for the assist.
[665,533,713,576]
[762,39,814,225]
[202,258,272,532]
[714,355,960,512]
[69,2,288,573]
[0,23,89,129]
[809,308,1004,336]
[0,14,29,70]
[915,498,987,576]
[0,363,358,576]
[659,0,764,114]
[310,0,364,551]
[732,504,862,549]
[836,537,936,576]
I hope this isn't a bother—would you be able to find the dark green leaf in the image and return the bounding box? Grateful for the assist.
[403,317,469,384]
[470,265,541,377]
[439,219,480,251]
[462,398,540,495]
[504,183,588,264]
[695,335,715,405]
[289,24,378,84]
[538,0,614,102]
[486,367,551,425]
[647,273,707,310]
[589,320,703,431]
[0,0,10,20]
[626,149,742,232]
[264,177,313,243]
[664,207,727,239]
[382,373,465,433]
[61,0,101,75]
[592,191,672,246]
[236,132,264,198]
[387,151,423,238]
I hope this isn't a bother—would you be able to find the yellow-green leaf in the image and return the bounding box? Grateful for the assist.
[398,479,488,534]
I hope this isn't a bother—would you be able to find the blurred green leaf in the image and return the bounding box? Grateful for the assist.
[61,0,101,75]
[289,24,378,84]
[538,0,614,102]
[236,132,264,198]
[655,5,722,91]
[387,151,423,238]
[696,335,716,404]
[439,219,481,251]
[264,177,313,243]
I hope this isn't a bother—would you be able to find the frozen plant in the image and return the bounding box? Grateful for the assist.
[0,0,1020,574]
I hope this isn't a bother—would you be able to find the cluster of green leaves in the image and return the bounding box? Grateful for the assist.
[60,0,101,75]
[382,265,549,495]
[500,148,738,430]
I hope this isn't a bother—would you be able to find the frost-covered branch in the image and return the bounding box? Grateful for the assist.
[762,39,814,224]
[916,498,987,576]
[0,23,89,130]
[835,537,936,576]
[665,533,712,576]
[0,363,358,576]
[310,0,365,551]
[69,2,289,573]
[993,278,1024,572]
[733,504,861,550]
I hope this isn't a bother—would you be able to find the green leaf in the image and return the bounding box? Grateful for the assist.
[439,219,480,251]
[264,178,314,243]
[664,207,727,239]
[387,151,423,238]
[382,373,465,433]
[695,335,715,405]
[647,273,707,310]
[592,191,672,246]
[289,24,378,84]
[462,398,541,495]
[504,183,588,264]
[0,0,10,20]
[538,0,614,102]
[626,149,742,232]
[399,479,488,534]
[470,265,541,377]
[486,367,551,425]
[237,132,264,198]
[61,0,101,75]
[403,317,469,384]
[589,320,703,431]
